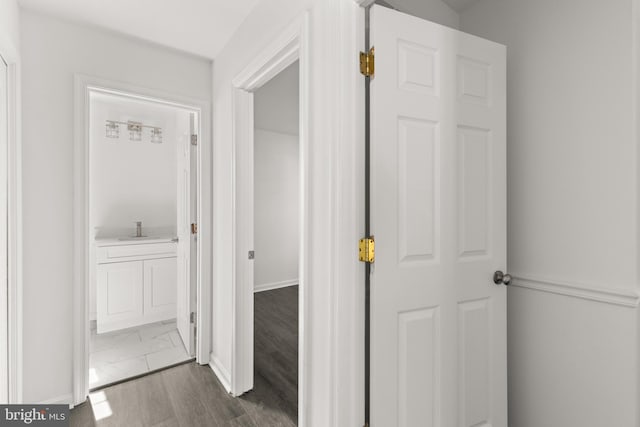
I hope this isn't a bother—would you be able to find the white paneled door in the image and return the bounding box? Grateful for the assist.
[176,112,196,356]
[370,5,507,427]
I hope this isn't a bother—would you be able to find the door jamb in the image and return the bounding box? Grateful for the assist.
[72,75,212,406]
[230,13,309,421]
[0,42,22,404]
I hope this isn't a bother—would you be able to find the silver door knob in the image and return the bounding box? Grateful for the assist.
[493,270,512,286]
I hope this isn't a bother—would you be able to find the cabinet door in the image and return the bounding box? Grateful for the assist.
[97,261,144,333]
[143,258,177,322]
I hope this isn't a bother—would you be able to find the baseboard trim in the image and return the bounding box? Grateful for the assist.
[39,393,74,408]
[512,275,640,308]
[254,279,298,293]
[209,353,232,393]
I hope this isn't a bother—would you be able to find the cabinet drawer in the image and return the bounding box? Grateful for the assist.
[97,242,177,263]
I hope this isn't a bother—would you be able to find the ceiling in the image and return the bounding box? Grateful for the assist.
[17,0,262,59]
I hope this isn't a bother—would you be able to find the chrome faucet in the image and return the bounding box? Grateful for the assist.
[135,221,143,238]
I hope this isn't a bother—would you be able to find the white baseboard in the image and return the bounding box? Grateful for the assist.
[209,353,232,393]
[39,393,75,408]
[254,279,298,293]
[512,275,640,307]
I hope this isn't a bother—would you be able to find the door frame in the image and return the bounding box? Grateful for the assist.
[0,41,22,404]
[72,74,212,406]
[230,12,309,410]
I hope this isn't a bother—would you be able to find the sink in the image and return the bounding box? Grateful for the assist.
[117,236,154,241]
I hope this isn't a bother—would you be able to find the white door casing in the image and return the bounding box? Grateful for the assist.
[0,56,8,404]
[370,5,507,427]
[74,75,211,406]
[176,112,195,355]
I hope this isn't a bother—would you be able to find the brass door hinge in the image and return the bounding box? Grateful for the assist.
[191,223,198,234]
[359,237,375,263]
[360,47,375,77]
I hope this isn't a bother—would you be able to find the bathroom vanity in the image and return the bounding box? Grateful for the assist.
[95,237,177,333]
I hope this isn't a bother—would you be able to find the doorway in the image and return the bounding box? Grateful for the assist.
[250,61,300,425]
[73,75,212,406]
[86,90,197,389]
[230,16,309,424]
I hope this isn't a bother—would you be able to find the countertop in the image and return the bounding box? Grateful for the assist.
[94,236,177,247]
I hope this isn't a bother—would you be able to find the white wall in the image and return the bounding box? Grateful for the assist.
[20,9,211,404]
[254,62,299,135]
[460,0,639,425]
[381,0,460,29]
[254,129,299,290]
[90,94,179,236]
[253,61,299,291]
[212,0,364,425]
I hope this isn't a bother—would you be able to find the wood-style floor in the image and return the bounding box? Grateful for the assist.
[70,285,299,427]
[253,285,298,424]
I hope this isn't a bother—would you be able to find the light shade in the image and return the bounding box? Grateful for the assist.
[128,122,142,141]
[105,121,119,138]
[150,127,163,144]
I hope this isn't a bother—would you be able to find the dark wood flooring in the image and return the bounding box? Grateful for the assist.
[70,285,299,427]
[253,285,298,424]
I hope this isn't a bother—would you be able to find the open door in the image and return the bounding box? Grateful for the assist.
[369,5,507,426]
[176,112,197,356]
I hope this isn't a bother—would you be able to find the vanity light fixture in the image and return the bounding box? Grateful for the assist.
[104,120,163,143]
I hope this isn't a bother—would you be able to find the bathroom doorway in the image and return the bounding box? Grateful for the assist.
[86,90,197,390]
[63,74,211,405]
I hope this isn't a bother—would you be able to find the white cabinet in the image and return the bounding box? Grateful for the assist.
[97,261,144,332]
[144,258,177,320]
[96,241,177,333]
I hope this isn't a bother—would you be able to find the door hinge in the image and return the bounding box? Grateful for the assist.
[359,237,375,263]
[191,134,198,146]
[360,47,375,77]
[190,311,196,324]
[191,223,198,234]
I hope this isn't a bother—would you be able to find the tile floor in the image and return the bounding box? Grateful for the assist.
[89,319,192,389]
